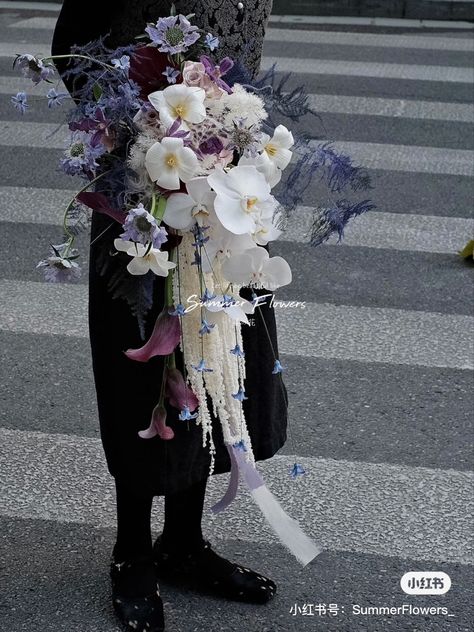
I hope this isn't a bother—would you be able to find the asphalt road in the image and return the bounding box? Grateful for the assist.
[0,4,473,632]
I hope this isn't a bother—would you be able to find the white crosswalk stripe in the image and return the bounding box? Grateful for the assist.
[1,426,472,564]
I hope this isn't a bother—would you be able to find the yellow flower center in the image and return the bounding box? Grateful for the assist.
[246,197,258,211]
[265,143,278,157]
[166,154,178,168]
[173,104,186,118]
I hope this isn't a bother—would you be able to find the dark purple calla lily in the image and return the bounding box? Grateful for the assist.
[165,367,199,412]
[125,308,181,362]
[138,404,174,440]
[129,45,173,99]
[76,192,126,223]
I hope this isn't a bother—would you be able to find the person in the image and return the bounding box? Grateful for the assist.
[52,1,288,630]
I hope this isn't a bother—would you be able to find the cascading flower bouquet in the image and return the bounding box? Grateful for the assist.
[13,6,375,566]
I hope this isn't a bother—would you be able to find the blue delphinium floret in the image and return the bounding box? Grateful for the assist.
[11,91,28,114]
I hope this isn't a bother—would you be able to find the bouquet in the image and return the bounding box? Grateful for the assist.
[13,6,375,565]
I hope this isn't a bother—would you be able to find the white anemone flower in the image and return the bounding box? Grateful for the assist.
[222,246,292,291]
[145,137,198,190]
[207,165,276,235]
[164,177,216,229]
[261,124,294,170]
[114,239,176,277]
[148,84,206,131]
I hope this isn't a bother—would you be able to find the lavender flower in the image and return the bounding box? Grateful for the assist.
[120,204,168,248]
[14,54,54,84]
[230,344,245,357]
[179,405,199,421]
[46,88,68,108]
[290,463,305,478]
[205,33,219,51]
[168,303,186,316]
[192,359,213,373]
[272,359,286,374]
[232,386,248,401]
[145,14,200,54]
[162,66,180,84]
[111,55,130,76]
[11,91,28,114]
[37,243,81,283]
[201,288,217,303]
[199,319,215,335]
[61,130,105,176]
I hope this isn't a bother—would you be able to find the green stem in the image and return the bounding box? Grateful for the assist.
[42,54,116,72]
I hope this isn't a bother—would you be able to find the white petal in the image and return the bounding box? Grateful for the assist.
[156,167,181,191]
[186,176,212,204]
[183,101,206,123]
[263,256,292,289]
[272,147,292,171]
[208,168,240,201]
[163,193,195,229]
[272,124,294,150]
[221,252,255,284]
[114,238,134,253]
[148,90,166,112]
[176,147,198,182]
[226,166,271,200]
[214,192,255,234]
[145,142,166,182]
[127,256,150,275]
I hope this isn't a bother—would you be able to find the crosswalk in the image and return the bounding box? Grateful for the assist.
[0,5,473,631]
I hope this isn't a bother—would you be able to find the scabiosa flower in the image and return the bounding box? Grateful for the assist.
[272,359,286,374]
[120,204,168,248]
[230,344,245,357]
[111,54,130,76]
[163,66,180,84]
[192,359,213,372]
[145,14,200,54]
[232,386,248,401]
[290,463,305,478]
[46,88,68,109]
[179,405,199,421]
[14,54,55,84]
[36,243,81,283]
[11,91,28,114]
[228,118,261,155]
[205,33,219,51]
[61,131,106,177]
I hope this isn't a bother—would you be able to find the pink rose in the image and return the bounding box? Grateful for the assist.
[182,61,224,100]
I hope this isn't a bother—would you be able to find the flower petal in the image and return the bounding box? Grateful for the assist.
[125,309,181,361]
[164,193,195,229]
[165,367,199,411]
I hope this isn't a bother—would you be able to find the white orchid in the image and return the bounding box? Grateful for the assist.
[148,84,206,131]
[164,177,216,229]
[252,211,283,246]
[145,137,198,190]
[239,152,282,188]
[201,223,256,273]
[114,239,176,277]
[261,124,294,170]
[207,165,277,236]
[204,293,256,325]
[221,246,292,291]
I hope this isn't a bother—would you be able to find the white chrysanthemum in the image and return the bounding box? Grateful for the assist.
[208,84,267,128]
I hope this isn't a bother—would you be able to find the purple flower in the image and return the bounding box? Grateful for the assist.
[61,131,106,177]
[111,55,130,76]
[201,288,216,303]
[192,359,213,373]
[46,88,68,108]
[11,91,28,114]
[232,386,248,401]
[145,14,200,54]
[179,405,199,421]
[168,303,186,316]
[36,243,81,283]
[14,54,54,85]
[290,463,305,479]
[205,33,219,51]
[69,107,114,149]
[125,308,181,362]
[162,66,180,84]
[199,136,224,156]
[120,204,168,248]
[272,359,286,374]
[230,344,245,357]
[200,55,234,94]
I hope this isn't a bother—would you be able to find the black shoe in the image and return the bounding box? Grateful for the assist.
[110,549,165,632]
[153,535,276,604]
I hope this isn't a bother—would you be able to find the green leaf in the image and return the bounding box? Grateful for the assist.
[155,195,167,222]
[92,83,102,101]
